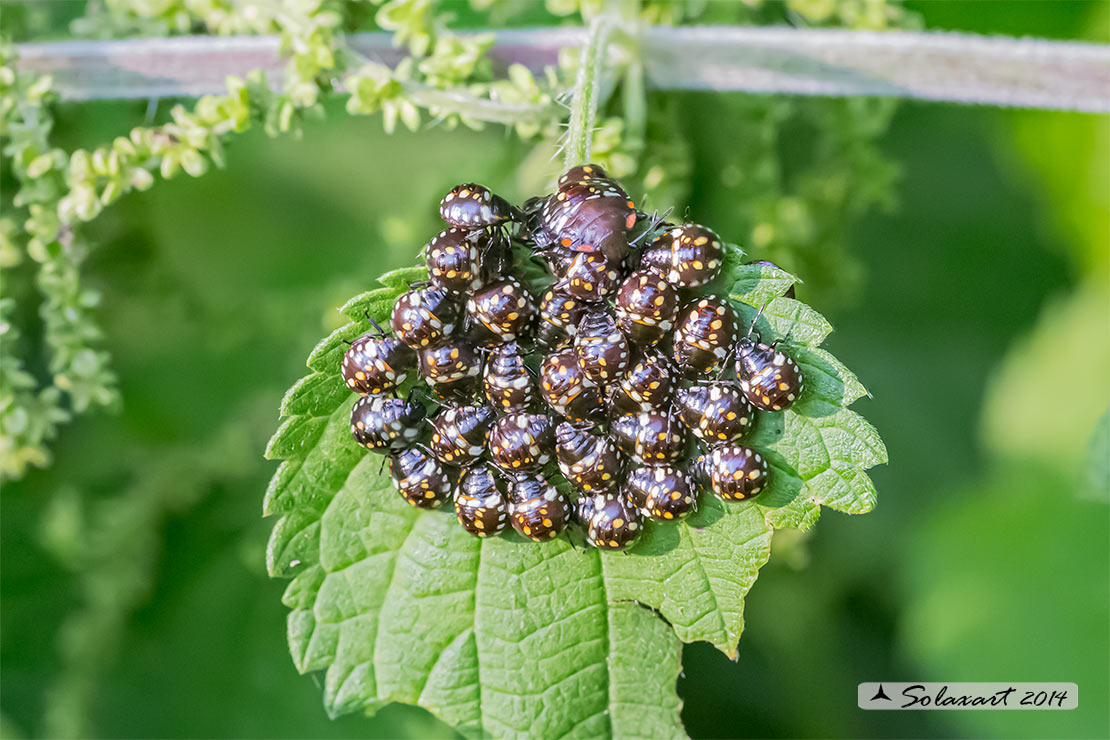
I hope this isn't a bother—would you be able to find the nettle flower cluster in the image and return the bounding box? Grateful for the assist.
[340,165,805,551]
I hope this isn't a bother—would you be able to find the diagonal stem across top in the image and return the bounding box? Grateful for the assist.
[16,27,1110,112]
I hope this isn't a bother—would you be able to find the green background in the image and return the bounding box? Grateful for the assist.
[2,2,1108,738]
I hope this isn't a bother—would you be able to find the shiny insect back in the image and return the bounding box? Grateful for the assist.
[341,328,416,396]
[350,395,425,452]
[625,465,698,522]
[539,345,603,423]
[391,285,462,349]
[487,412,555,472]
[537,288,587,348]
[508,473,570,541]
[425,227,487,294]
[418,338,482,403]
[614,268,679,345]
[466,276,536,343]
[555,422,624,494]
[697,444,770,501]
[611,408,687,465]
[389,446,453,508]
[640,222,725,288]
[557,163,610,188]
[538,172,637,260]
[560,251,624,302]
[586,492,643,551]
[673,295,738,377]
[429,404,495,465]
[573,306,631,387]
[454,463,511,537]
[736,333,805,412]
[675,382,756,445]
[439,182,516,229]
[482,341,537,413]
[607,348,675,415]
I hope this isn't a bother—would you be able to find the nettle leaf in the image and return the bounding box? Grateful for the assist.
[264,255,885,738]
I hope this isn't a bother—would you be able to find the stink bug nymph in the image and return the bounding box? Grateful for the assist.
[573,306,631,387]
[487,412,555,473]
[672,295,738,377]
[389,446,453,508]
[639,222,724,288]
[698,444,770,501]
[418,338,482,403]
[614,269,679,345]
[455,463,511,537]
[555,422,624,494]
[625,465,697,522]
[391,286,461,349]
[610,409,687,465]
[425,226,488,294]
[439,183,515,229]
[508,474,570,541]
[466,276,536,343]
[482,341,537,412]
[539,345,603,422]
[735,332,805,412]
[341,327,416,396]
[586,492,643,551]
[429,405,495,465]
[607,348,674,415]
[675,382,755,445]
[350,395,425,452]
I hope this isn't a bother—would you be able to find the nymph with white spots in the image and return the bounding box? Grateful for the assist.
[697,444,770,501]
[607,348,674,414]
[424,226,488,294]
[625,465,698,522]
[487,412,555,473]
[454,464,511,537]
[611,408,687,465]
[429,405,495,466]
[465,276,536,343]
[672,295,739,377]
[536,288,587,349]
[341,329,415,396]
[639,222,725,288]
[533,172,638,262]
[389,445,454,508]
[350,395,425,452]
[417,338,482,403]
[508,473,570,541]
[735,333,806,412]
[555,422,624,494]
[539,345,603,423]
[482,341,537,413]
[573,306,631,387]
[559,251,624,302]
[675,382,755,445]
[614,268,679,345]
[439,183,516,229]
[391,285,461,349]
[586,492,643,551]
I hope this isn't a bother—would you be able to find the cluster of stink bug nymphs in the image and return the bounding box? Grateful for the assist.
[341,164,805,551]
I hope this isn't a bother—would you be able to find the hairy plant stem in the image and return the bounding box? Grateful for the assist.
[564,16,615,169]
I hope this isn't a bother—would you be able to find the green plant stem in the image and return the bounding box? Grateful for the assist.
[564,16,615,169]
[621,54,645,161]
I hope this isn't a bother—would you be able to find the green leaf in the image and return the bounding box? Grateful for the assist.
[264,263,885,737]
[728,261,798,307]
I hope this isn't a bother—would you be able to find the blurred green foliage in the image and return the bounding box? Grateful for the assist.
[2,1,1108,739]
